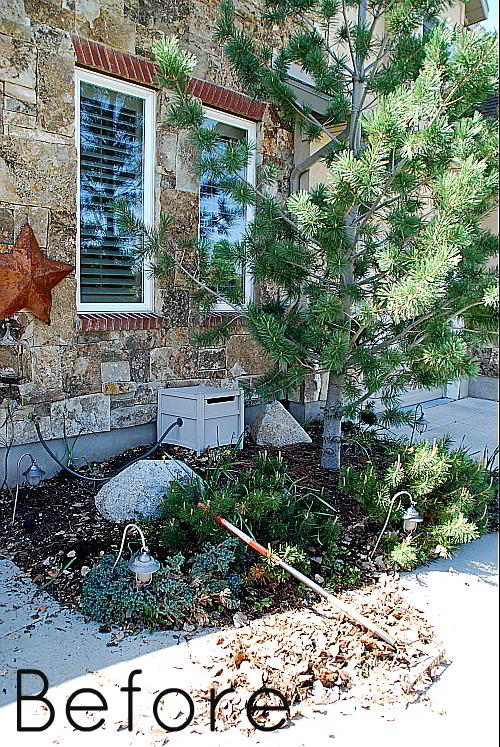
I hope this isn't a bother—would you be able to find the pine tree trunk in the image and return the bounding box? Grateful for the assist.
[321,374,344,469]
[319,0,367,471]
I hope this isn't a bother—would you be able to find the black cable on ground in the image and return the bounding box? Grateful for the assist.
[33,417,184,484]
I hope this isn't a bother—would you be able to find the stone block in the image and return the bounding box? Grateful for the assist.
[165,327,190,345]
[37,51,75,137]
[76,0,123,23]
[26,277,77,347]
[128,350,150,382]
[161,289,190,327]
[11,408,53,447]
[122,329,168,352]
[4,80,36,105]
[226,334,271,375]
[134,22,163,58]
[102,381,136,395]
[160,171,176,189]
[0,137,77,209]
[125,0,191,26]
[17,380,63,405]
[5,95,35,115]
[0,19,32,42]
[4,126,72,144]
[31,24,74,55]
[198,348,226,372]
[110,403,156,429]
[159,190,199,244]
[0,34,36,89]
[150,346,198,381]
[51,392,110,438]
[129,380,163,403]
[176,129,198,193]
[101,360,131,383]
[47,209,77,264]
[62,344,102,395]
[0,206,14,244]
[24,0,75,32]
[31,345,63,390]
[78,9,136,53]
[75,0,100,23]
[3,110,36,128]
[157,129,178,174]
[97,338,126,362]
[14,206,49,248]
[0,0,26,25]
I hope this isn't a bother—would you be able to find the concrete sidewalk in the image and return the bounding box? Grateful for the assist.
[389,396,498,461]
[0,533,498,747]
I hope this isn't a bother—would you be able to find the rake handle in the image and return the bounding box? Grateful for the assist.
[198,503,398,648]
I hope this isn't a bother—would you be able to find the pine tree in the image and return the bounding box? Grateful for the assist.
[117,1,499,470]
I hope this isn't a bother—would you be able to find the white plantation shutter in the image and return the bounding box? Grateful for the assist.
[198,111,256,306]
[77,73,154,308]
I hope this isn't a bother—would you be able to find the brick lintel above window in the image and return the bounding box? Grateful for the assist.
[71,34,266,122]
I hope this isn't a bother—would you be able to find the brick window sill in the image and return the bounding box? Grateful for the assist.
[76,312,166,332]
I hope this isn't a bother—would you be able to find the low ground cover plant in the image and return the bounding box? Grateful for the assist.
[82,539,241,628]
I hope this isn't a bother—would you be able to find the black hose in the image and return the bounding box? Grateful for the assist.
[33,417,183,483]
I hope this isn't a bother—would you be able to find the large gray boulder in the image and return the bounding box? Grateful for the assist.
[95,459,200,522]
[250,401,312,447]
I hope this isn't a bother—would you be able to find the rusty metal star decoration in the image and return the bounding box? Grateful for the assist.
[0,223,74,324]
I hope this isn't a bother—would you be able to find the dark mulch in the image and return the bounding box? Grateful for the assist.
[0,425,392,613]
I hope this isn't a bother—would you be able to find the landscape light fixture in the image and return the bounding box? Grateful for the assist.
[113,523,160,588]
[0,317,27,386]
[11,453,46,525]
[402,504,424,533]
[369,489,424,558]
[409,403,429,446]
[414,403,429,434]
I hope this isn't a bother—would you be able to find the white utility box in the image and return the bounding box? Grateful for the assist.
[157,385,244,455]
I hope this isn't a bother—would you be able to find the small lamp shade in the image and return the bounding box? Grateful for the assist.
[415,413,429,434]
[0,317,27,384]
[22,461,46,487]
[402,505,423,533]
[128,548,160,586]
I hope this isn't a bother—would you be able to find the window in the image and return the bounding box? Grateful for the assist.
[75,70,155,311]
[199,108,256,307]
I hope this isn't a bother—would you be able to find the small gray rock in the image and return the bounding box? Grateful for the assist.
[250,401,312,447]
[95,459,201,522]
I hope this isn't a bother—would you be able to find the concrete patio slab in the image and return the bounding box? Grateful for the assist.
[389,397,498,461]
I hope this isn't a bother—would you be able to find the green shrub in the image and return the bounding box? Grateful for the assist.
[82,539,241,629]
[156,448,342,566]
[385,536,423,570]
[342,439,498,567]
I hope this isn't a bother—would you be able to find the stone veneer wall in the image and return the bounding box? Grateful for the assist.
[0,0,294,449]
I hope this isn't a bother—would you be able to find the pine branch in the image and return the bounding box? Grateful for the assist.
[302,13,355,76]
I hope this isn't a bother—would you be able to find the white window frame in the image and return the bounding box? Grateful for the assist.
[75,68,155,312]
[200,106,256,310]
